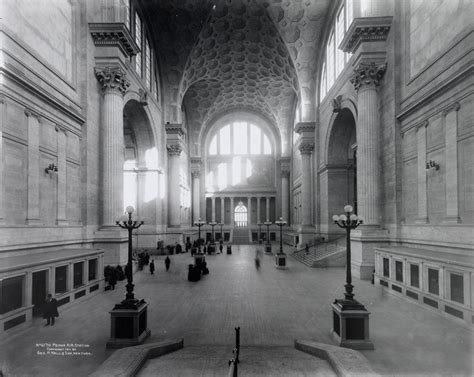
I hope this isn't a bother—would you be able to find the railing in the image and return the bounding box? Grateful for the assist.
[227,326,240,377]
[293,236,345,258]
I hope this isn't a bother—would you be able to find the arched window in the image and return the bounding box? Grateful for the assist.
[208,122,272,156]
[234,202,248,227]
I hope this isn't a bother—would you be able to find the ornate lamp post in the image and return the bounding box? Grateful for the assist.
[263,220,272,254]
[330,204,373,350]
[107,205,150,348]
[275,217,287,268]
[218,222,224,241]
[194,218,206,250]
[116,206,143,303]
[208,221,217,242]
[257,222,263,244]
[332,204,363,301]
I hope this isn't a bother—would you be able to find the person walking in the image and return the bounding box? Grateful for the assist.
[109,267,117,290]
[149,260,155,275]
[43,294,59,326]
[165,256,171,272]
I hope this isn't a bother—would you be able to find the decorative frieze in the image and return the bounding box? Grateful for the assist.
[94,66,130,95]
[89,23,140,57]
[165,122,185,136]
[339,17,393,54]
[350,62,387,92]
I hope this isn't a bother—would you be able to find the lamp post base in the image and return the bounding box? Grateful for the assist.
[264,243,272,254]
[106,300,151,349]
[275,253,287,269]
[331,299,374,350]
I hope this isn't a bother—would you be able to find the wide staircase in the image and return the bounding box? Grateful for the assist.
[292,237,346,267]
[232,227,250,244]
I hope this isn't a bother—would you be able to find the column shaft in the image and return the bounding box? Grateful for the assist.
[230,197,235,226]
[445,104,460,222]
[257,197,261,223]
[416,122,428,222]
[221,197,225,224]
[247,197,252,225]
[357,86,381,225]
[266,197,270,221]
[282,174,289,222]
[211,197,216,222]
[56,127,68,224]
[301,153,312,226]
[0,97,4,223]
[192,173,200,223]
[168,153,181,226]
[26,112,40,223]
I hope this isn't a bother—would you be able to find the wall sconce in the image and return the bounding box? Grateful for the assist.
[45,163,58,174]
[425,160,440,171]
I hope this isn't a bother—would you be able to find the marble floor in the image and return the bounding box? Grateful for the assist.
[0,245,472,376]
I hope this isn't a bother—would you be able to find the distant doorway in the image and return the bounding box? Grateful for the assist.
[32,270,48,317]
[234,202,248,227]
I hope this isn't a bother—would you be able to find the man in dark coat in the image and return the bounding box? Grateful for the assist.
[150,260,155,275]
[165,256,171,271]
[109,268,117,289]
[43,294,58,326]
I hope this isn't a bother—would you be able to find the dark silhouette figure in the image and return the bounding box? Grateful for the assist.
[43,294,58,326]
[150,260,155,275]
[176,243,182,254]
[165,256,171,271]
[109,268,117,290]
[305,243,310,255]
[219,244,223,253]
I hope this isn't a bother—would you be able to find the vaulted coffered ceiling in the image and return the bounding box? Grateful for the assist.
[139,0,332,150]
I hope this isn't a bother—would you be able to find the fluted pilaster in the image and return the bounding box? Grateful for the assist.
[56,125,68,225]
[280,157,291,224]
[191,157,202,223]
[167,144,183,227]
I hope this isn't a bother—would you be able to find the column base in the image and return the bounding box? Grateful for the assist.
[94,228,128,265]
[350,226,388,280]
[331,299,374,350]
[297,227,315,248]
[275,253,287,269]
[106,300,151,349]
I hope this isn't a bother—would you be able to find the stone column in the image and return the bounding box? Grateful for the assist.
[0,96,4,224]
[166,123,185,228]
[191,158,202,223]
[211,197,216,222]
[280,157,291,223]
[416,121,428,223]
[25,110,41,224]
[56,125,68,225]
[257,197,261,224]
[247,197,252,225]
[350,62,386,225]
[95,66,130,226]
[266,197,270,221]
[230,197,235,226]
[166,145,183,227]
[444,103,461,223]
[221,197,225,224]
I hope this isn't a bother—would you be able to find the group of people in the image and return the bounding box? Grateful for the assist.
[148,256,171,274]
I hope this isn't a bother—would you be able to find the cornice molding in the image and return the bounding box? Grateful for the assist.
[295,122,316,134]
[340,16,393,53]
[350,62,387,91]
[165,122,185,136]
[89,22,140,58]
[94,66,130,96]
[442,102,461,116]
[416,120,429,131]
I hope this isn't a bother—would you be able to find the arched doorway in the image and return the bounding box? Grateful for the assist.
[323,108,357,231]
[123,100,158,225]
[234,202,248,227]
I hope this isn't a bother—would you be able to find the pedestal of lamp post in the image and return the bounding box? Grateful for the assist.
[264,243,272,254]
[106,299,151,349]
[275,253,287,269]
[331,299,374,350]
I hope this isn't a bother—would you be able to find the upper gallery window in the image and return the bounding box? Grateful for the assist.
[209,122,272,156]
[135,12,142,76]
[320,0,354,100]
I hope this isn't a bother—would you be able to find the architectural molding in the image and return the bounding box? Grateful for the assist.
[94,66,130,95]
[340,16,393,53]
[55,124,68,136]
[416,120,429,130]
[89,23,140,57]
[442,102,461,116]
[165,122,185,137]
[280,157,291,177]
[166,144,183,156]
[298,142,314,155]
[294,122,316,134]
[350,62,387,91]
[190,157,202,177]
[138,89,148,106]
[332,95,343,113]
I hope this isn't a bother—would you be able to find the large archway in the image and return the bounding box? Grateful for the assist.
[123,100,159,227]
[321,108,357,234]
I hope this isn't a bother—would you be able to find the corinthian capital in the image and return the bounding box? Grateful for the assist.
[298,142,314,155]
[167,144,183,156]
[350,62,387,92]
[94,66,130,95]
